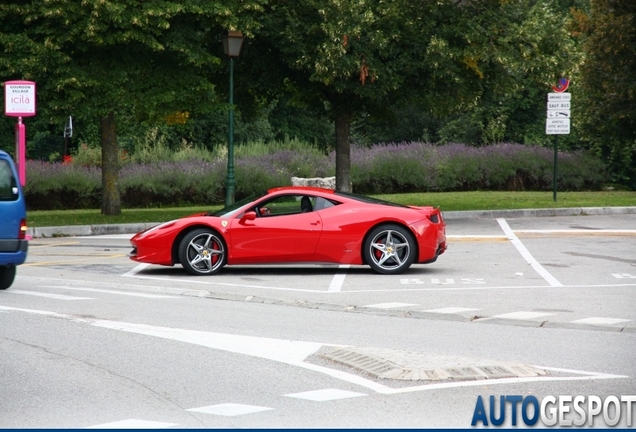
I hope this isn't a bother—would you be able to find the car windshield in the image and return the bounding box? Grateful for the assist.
[209,191,268,217]
[335,191,408,208]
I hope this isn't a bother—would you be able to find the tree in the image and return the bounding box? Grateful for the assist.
[0,0,264,214]
[573,0,636,188]
[243,1,453,191]
[240,0,583,191]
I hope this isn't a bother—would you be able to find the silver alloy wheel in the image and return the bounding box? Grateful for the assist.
[180,230,225,275]
[364,224,416,274]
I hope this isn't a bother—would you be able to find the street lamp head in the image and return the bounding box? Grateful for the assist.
[222,31,244,57]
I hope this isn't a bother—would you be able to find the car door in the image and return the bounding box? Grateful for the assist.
[228,194,322,264]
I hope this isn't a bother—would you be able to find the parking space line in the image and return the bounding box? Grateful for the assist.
[122,263,150,277]
[328,265,350,292]
[496,218,563,287]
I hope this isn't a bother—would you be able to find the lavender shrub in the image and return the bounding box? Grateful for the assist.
[24,142,605,210]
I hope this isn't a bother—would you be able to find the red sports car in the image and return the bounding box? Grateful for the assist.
[130,187,446,275]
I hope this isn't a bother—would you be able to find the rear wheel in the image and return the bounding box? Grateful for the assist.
[0,266,16,290]
[178,229,226,275]
[364,224,416,274]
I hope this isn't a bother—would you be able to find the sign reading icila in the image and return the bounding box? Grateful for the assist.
[4,80,36,117]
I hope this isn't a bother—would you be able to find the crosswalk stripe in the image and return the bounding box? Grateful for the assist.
[85,419,178,428]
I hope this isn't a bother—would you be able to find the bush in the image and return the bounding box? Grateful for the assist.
[24,141,607,210]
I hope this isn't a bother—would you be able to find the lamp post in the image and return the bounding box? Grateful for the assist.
[222,30,244,206]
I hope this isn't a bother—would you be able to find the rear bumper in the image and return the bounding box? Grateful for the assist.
[0,239,28,266]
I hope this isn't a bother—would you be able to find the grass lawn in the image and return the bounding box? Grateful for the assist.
[27,190,635,227]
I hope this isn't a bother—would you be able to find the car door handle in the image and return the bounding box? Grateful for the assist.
[310,220,321,226]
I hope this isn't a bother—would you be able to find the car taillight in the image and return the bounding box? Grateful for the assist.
[427,208,443,224]
[19,218,27,240]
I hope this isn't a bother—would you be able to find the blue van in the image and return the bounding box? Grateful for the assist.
[0,150,28,290]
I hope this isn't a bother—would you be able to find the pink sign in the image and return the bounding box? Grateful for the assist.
[4,80,36,117]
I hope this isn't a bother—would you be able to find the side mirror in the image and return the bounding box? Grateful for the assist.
[239,211,257,224]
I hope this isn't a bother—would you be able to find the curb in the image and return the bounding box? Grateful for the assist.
[27,206,636,238]
[28,222,157,238]
[441,206,636,220]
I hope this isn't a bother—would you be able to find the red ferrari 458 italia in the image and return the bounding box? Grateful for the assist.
[130,186,446,275]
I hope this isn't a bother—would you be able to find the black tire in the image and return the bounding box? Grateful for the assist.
[0,266,16,290]
[363,224,416,275]
[178,229,226,275]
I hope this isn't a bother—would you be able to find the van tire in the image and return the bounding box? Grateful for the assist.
[0,266,16,290]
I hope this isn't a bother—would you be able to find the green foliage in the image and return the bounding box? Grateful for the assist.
[24,141,607,210]
[573,0,636,188]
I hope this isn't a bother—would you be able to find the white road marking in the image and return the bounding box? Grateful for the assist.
[423,307,480,314]
[447,235,508,239]
[571,317,631,325]
[340,282,636,293]
[0,305,627,395]
[126,274,323,293]
[41,286,179,299]
[431,278,455,285]
[6,290,93,300]
[492,311,554,320]
[363,302,418,309]
[612,273,636,279]
[22,273,636,295]
[514,229,636,234]
[496,218,563,287]
[122,263,150,278]
[85,419,178,428]
[186,403,273,416]
[328,265,350,292]
[285,388,367,401]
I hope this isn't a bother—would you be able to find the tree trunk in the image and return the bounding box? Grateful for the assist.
[100,112,121,215]
[335,111,352,192]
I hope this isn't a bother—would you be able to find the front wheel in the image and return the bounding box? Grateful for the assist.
[178,229,226,275]
[0,266,16,290]
[364,224,416,275]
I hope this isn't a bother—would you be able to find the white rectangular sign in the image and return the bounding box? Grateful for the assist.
[547,92,571,101]
[547,109,571,118]
[546,118,570,135]
[4,80,36,117]
[547,101,571,110]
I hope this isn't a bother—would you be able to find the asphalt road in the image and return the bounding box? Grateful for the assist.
[2,212,635,428]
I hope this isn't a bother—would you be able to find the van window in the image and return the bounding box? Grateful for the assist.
[0,160,18,201]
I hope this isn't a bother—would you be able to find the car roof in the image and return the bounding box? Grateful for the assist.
[267,186,336,195]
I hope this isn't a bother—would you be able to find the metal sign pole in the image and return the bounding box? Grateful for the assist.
[546,79,570,203]
[553,135,558,202]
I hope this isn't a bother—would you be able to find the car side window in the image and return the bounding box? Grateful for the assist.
[313,197,337,211]
[256,195,316,217]
[0,160,17,201]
